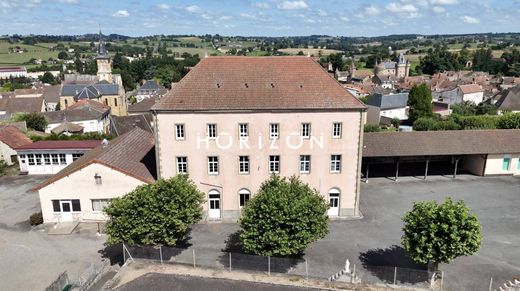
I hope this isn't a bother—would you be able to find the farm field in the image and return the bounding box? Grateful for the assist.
[0,42,59,66]
[278,47,343,56]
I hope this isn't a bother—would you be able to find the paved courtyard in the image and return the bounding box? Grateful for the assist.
[0,175,106,290]
[1,174,519,291]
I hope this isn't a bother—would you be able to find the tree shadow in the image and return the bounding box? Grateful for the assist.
[359,245,428,285]
[217,230,303,274]
[98,231,193,266]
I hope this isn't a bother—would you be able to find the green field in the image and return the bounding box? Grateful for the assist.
[0,42,59,66]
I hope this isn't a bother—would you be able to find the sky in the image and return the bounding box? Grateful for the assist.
[0,0,519,37]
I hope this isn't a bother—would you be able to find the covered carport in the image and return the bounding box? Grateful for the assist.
[362,129,520,182]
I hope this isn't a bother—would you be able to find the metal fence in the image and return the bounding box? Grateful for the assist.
[44,271,70,291]
[356,264,442,290]
[122,243,312,279]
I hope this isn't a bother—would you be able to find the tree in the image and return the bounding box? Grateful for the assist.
[407,84,433,121]
[12,113,48,131]
[391,117,400,128]
[402,198,481,270]
[497,113,520,129]
[58,51,68,60]
[104,175,205,246]
[239,175,329,256]
[39,72,57,85]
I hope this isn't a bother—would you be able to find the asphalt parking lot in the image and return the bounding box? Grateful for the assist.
[0,175,106,291]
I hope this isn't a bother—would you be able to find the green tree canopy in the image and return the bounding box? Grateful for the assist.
[239,175,329,256]
[402,198,481,268]
[408,84,433,121]
[12,112,48,131]
[39,72,57,85]
[104,175,205,246]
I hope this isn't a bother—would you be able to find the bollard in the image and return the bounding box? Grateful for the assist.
[123,243,126,263]
[488,277,493,291]
[192,249,196,268]
[305,259,308,280]
[229,253,232,272]
[159,246,163,264]
[393,267,397,285]
[268,256,271,276]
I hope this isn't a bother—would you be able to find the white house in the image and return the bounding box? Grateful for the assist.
[43,100,111,134]
[458,84,484,104]
[16,140,101,175]
[366,93,409,121]
[35,128,155,223]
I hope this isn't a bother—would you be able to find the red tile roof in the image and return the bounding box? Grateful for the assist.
[0,126,32,149]
[153,56,366,112]
[16,140,101,151]
[459,84,483,94]
[35,127,155,190]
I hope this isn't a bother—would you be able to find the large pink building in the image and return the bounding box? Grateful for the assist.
[152,56,366,221]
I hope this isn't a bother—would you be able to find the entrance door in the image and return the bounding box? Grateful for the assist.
[208,190,221,219]
[60,200,73,221]
[328,189,340,216]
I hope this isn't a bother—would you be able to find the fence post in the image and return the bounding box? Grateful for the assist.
[351,264,356,283]
[192,249,196,268]
[440,271,444,291]
[305,259,308,280]
[229,253,232,272]
[268,256,271,276]
[393,267,397,285]
[488,277,493,291]
[159,246,163,264]
[123,243,126,263]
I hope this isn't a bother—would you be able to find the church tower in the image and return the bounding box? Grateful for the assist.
[96,30,113,83]
[396,52,410,78]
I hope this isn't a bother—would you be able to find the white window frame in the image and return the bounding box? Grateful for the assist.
[332,122,342,138]
[239,155,249,175]
[207,124,217,139]
[238,189,251,209]
[175,124,185,140]
[52,199,81,213]
[208,156,219,175]
[330,154,342,173]
[299,155,311,174]
[176,156,188,174]
[91,199,110,212]
[269,123,279,139]
[72,153,83,161]
[301,123,311,139]
[239,123,249,139]
[269,155,280,174]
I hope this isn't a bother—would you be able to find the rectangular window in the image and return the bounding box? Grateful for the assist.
[239,123,249,138]
[72,153,83,161]
[52,200,60,212]
[59,154,66,165]
[208,156,219,175]
[330,155,342,173]
[207,124,217,138]
[270,123,279,139]
[332,122,342,138]
[35,154,42,165]
[43,154,51,165]
[177,156,188,174]
[175,124,185,140]
[114,98,118,107]
[502,156,511,171]
[239,191,250,208]
[269,155,280,174]
[91,199,110,212]
[239,156,249,174]
[71,199,81,212]
[51,154,59,165]
[51,199,81,212]
[28,154,35,166]
[300,155,311,173]
[301,123,311,138]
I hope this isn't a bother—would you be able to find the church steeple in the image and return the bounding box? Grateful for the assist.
[97,30,109,59]
[96,29,112,83]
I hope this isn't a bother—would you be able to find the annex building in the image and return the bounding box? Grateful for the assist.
[152,56,367,221]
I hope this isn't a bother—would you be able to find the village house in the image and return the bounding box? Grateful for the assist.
[492,86,520,114]
[134,80,167,103]
[0,66,27,79]
[34,128,155,223]
[0,125,32,166]
[42,100,111,135]
[16,140,101,175]
[365,92,409,121]
[41,85,61,112]
[375,53,410,79]
[152,56,367,221]
[434,83,484,105]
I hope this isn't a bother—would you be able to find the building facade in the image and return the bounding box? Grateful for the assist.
[153,56,366,221]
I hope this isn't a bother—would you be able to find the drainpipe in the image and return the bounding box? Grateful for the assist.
[152,110,161,180]
[354,110,365,218]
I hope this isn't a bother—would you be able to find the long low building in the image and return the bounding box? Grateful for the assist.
[35,128,155,223]
[16,140,101,174]
[362,129,520,181]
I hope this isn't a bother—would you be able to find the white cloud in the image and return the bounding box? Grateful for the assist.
[252,2,269,9]
[461,15,479,23]
[430,0,458,5]
[432,6,446,13]
[386,3,418,13]
[185,5,202,13]
[57,0,78,4]
[219,15,232,21]
[339,16,349,22]
[240,12,257,19]
[364,5,381,16]
[157,3,171,10]
[112,10,129,17]
[277,0,308,10]
[201,13,212,20]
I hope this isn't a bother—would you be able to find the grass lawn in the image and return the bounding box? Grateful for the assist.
[0,42,59,66]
